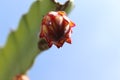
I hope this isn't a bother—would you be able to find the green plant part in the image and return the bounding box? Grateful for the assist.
[0,0,74,80]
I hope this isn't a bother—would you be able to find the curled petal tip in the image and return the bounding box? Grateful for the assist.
[58,11,66,16]
[70,21,76,27]
[66,38,72,44]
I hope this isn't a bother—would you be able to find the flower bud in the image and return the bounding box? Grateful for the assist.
[40,11,75,48]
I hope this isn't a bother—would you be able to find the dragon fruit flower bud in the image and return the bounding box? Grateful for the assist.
[40,11,75,48]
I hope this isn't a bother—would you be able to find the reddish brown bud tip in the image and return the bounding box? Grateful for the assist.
[13,74,29,80]
[39,11,75,48]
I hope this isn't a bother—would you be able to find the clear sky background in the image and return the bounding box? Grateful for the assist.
[0,0,120,80]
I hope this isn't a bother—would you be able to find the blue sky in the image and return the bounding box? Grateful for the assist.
[0,0,120,80]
